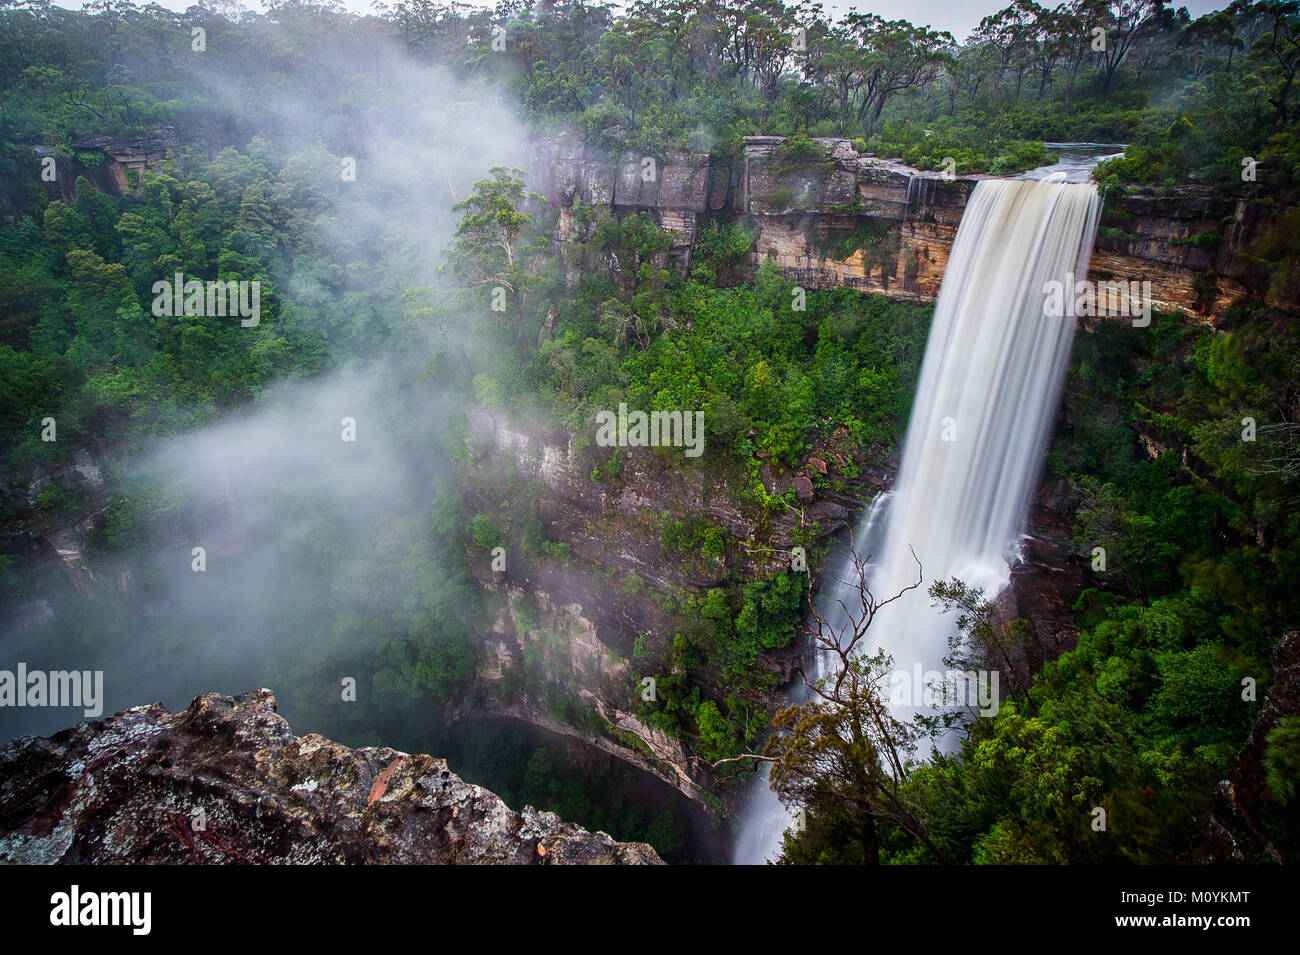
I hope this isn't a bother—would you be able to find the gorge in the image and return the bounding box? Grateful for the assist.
[1,0,1297,890]
[4,133,1296,865]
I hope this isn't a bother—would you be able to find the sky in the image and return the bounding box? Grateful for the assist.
[825,1,1225,41]
[49,0,1231,45]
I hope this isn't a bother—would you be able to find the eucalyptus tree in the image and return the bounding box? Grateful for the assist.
[1078,0,1168,93]
[970,1,1044,100]
[845,14,955,129]
[1253,0,1300,127]
[445,167,548,362]
[1178,9,1246,78]
[807,21,866,135]
[945,42,998,113]
[1027,1,1064,98]
[746,0,799,112]
[1053,0,1094,110]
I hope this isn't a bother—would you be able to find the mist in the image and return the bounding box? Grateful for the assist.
[1,40,532,743]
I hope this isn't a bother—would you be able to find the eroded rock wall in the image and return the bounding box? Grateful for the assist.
[456,405,874,808]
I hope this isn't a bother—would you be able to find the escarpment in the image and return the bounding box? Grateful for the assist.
[529,133,1292,321]
[49,130,1282,322]
[453,405,877,810]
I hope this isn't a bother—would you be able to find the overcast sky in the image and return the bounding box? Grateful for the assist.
[827,1,1225,41]
[51,0,1230,46]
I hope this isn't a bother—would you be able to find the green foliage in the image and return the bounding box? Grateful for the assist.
[547,268,929,468]
[813,219,899,265]
[1265,716,1300,805]
[636,571,808,760]
[690,221,758,282]
[2,0,1297,868]
[469,514,502,549]
[769,133,832,175]
[831,308,1300,865]
[873,119,1055,175]
[659,511,727,560]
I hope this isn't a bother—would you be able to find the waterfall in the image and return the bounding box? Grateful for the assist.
[906,173,936,218]
[733,177,1101,864]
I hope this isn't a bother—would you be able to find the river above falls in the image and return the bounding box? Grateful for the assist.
[1021,142,1126,182]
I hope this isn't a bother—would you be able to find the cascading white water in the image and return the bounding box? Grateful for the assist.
[866,177,1101,690]
[732,494,890,865]
[733,176,1101,865]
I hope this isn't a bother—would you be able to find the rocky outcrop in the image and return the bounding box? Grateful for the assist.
[0,689,662,865]
[33,127,176,201]
[531,134,1294,322]
[1091,187,1265,317]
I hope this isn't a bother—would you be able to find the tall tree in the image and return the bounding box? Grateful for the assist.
[445,166,547,361]
[1079,0,1167,93]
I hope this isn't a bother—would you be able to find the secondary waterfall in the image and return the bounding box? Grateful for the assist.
[734,176,1101,864]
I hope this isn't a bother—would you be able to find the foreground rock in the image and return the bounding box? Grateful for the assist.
[0,689,663,865]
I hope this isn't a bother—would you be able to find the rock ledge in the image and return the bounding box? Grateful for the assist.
[0,689,663,865]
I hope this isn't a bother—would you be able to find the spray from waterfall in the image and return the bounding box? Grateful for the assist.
[734,176,1101,864]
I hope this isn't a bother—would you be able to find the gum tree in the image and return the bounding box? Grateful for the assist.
[445,166,547,361]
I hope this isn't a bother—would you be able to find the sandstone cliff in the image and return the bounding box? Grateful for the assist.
[0,688,662,865]
[530,133,1292,321]
[455,405,873,810]
[33,127,177,202]
[52,130,1285,321]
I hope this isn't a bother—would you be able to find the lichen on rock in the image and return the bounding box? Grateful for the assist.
[0,689,662,865]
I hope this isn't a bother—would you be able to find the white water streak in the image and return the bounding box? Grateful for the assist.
[733,178,1100,864]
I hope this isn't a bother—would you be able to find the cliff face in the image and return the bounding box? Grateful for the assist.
[50,130,1286,320]
[53,130,1280,321]
[510,133,1290,810]
[0,689,662,865]
[33,128,176,202]
[1092,188,1268,317]
[457,406,875,809]
[530,134,1290,322]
